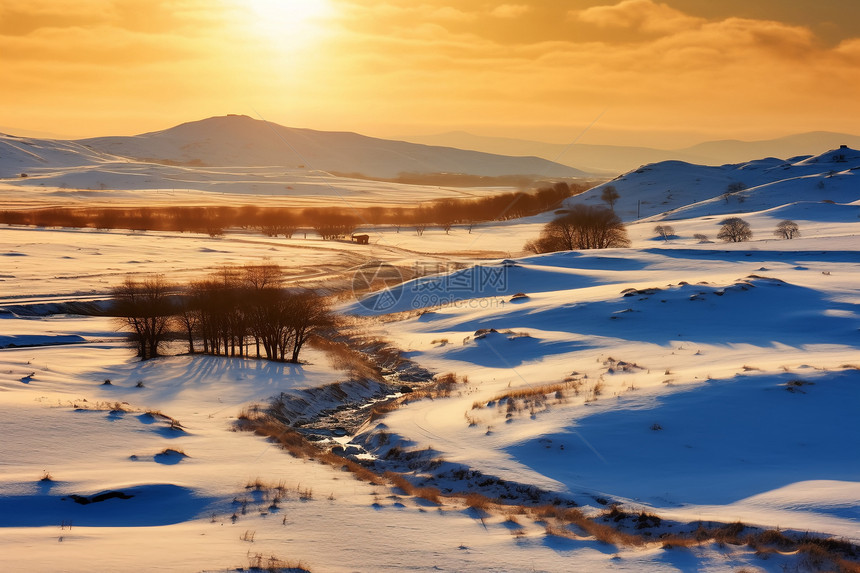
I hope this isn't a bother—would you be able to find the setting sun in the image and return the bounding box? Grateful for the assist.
[242,0,334,52]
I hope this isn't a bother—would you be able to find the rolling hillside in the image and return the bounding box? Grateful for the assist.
[565,146,860,222]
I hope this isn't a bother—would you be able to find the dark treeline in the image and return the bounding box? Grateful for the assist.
[1,181,589,238]
[113,264,331,362]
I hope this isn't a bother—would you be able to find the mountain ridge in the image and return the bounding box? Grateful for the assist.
[402,130,860,174]
[77,115,588,179]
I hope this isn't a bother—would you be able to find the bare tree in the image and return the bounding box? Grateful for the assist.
[693,233,710,243]
[723,181,747,203]
[284,290,332,363]
[774,220,800,239]
[525,204,630,253]
[600,185,620,210]
[173,289,201,354]
[654,225,675,241]
[113,275,175,360]
[717,217,752,242]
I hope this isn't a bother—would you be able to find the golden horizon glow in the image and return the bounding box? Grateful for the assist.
[1,1,860,147]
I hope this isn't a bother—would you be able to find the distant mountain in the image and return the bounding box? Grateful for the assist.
[403,131,860,175]
[677,132,860,165]
[402,131,708,174]
[564,146,860,222]
[78,115,586,179]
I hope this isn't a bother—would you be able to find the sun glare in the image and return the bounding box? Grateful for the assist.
[243,0,334,52]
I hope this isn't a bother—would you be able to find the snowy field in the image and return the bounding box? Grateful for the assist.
[1,147,859,572]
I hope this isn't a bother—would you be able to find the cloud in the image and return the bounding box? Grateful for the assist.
[315,1,860,140]
[3,0,860,141]
[430,6,477,21]
[490,4,531,19]
[572,0,703,35]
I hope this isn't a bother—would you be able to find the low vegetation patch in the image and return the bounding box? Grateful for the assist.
[473,375,585,421]
[785,379,815,393]
[246,553,312,573]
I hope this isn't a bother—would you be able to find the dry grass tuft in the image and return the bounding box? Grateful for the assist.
[383,471,415,495]
[462,492,495,512]
[247,552,312,572]
[413,487,442,505]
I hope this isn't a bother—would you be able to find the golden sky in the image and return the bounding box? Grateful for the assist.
[2,0,860,146]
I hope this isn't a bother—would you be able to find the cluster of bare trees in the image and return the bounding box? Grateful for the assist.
[112,265,330,362]
[0,182,584,238]
[525,204,630,253]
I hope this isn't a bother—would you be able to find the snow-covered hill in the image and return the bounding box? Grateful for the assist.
[0,133,121,174]
[566,146,860,222]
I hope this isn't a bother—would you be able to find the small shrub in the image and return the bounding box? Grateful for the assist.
[786,379,814,393]
[654,225,675,240]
